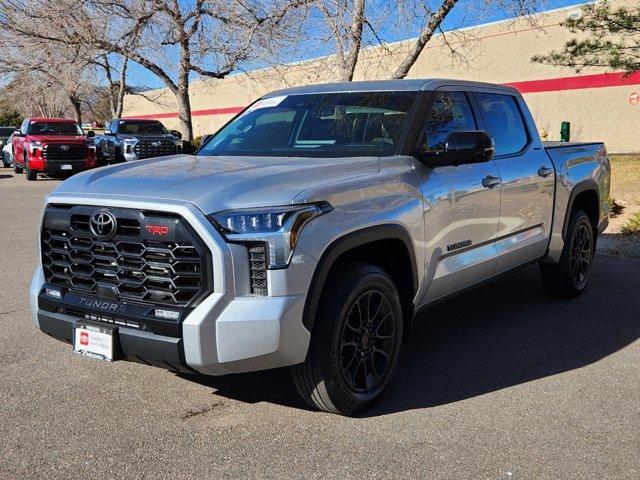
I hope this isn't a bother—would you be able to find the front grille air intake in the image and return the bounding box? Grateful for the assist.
[41,205,211,307]
[42,144,87,163]
[248,243,268,295]
[133,140,178,159]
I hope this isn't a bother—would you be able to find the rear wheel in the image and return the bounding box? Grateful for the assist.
[540,210,594,297]
[291,263,403,415]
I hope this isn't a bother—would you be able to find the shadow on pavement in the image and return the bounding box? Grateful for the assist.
[0,174,13,180]
[182,256,640,416]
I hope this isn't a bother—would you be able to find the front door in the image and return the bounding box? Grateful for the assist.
[472,91,555,273]
[415,89,502,304]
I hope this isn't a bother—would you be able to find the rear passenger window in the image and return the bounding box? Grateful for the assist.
[476,93,529,156]
[420,91,476,152]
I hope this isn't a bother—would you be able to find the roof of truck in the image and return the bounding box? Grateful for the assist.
[263,78,519,98]
[27,118,77,123]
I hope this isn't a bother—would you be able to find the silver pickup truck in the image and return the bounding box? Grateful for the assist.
[30,79,611,415]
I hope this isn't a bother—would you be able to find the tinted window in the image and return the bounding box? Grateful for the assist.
[199,92,418,157]
[0,127,15,136]
[420,92,477,152]
[28,122,82,136]
[118,120,167,135]
[476,93,528,156]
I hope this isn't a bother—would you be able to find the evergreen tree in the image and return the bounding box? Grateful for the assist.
[533,1,640,75]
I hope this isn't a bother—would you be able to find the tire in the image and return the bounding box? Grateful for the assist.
[25,158,37,181]
[540,210,595,298]
[291,262,403,415]
[13,160,23,174]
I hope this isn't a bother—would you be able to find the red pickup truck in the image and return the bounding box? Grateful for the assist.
[12,118,97,181]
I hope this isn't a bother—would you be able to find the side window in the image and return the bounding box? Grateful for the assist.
[20,120,28,135]
[476,93,529,156]
[420,91,476,152]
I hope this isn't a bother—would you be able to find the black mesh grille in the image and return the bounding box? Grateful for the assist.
[133,140,178,159]
[41,205,211,307]
[248,243,268,296]
[42,144,87,163]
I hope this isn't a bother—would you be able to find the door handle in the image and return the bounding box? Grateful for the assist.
[482,175,502,189]
[538,166,554,178]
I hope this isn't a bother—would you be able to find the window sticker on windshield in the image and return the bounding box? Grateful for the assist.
[244,95,287,114]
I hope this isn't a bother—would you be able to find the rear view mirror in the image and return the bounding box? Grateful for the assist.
[170,129,182,139]
[420,130,495,167]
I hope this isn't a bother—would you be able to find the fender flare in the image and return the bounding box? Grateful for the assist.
[302,224,418,332]
[562,180,600,239]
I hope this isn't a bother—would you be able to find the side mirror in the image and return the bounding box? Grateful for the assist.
[13,130,22,137]
[170,129,182,139]
[86,130,95,138]
[420,130,495,167]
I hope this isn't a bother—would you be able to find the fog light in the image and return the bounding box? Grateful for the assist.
[45,288,62,299]
[155,309,180,320]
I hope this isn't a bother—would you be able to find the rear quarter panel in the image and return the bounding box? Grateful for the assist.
[544,143,611,263]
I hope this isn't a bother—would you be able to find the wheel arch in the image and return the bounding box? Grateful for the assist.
[302,224,418,333]
[563,180,600,239]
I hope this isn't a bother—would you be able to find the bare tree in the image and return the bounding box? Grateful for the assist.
[307,0,547,81]
[92,54,130,118]
[0,0,312,140]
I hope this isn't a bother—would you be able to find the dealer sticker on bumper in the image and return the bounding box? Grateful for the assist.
[73,323,115,362]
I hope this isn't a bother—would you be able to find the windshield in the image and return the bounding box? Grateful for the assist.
[199,91,418,157]
[118,120,168,135]
[28,122,83,136]
[0,127,15,137]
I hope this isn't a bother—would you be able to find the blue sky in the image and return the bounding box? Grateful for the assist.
[132,0,587,89]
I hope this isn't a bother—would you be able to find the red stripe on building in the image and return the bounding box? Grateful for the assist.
[125,72,640,120]
[505,71,640,93]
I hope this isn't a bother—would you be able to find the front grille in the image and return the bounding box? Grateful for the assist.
[248,243,268,295]
[42,144,87,163]
[41,205,211,307]
[133,140,177,159]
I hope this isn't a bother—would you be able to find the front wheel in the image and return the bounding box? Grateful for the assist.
[540,210,595,297]
[13,160,23,174]
[291,263,403,415]
[25,159,37,181]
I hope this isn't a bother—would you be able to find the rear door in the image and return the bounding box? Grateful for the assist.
[414,88,502,304]
[472,90,555,273]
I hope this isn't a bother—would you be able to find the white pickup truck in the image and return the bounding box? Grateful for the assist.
[31,79,611,415]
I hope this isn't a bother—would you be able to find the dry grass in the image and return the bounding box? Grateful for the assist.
[609,155,640,205]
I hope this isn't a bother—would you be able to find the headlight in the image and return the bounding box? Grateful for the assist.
[30,141,42,152]
[123,139,137,153]
[208,202,333,268]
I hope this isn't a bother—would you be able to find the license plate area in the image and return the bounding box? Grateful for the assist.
[73,323,115,362]
[60,164,72,170]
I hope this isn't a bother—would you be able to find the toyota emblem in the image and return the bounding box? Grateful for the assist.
[60,145,70,151]
[90,211,117,238]
[151,141,161,147]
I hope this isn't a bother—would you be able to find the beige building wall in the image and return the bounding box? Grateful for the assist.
[123,0,640,153]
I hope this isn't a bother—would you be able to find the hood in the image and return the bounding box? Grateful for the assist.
[53,154,379,213]
[26,135,86,143]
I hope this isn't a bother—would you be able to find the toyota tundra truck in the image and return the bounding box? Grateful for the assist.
[93,118,183,166]
[30,80,611,415]
[12,118,97,180]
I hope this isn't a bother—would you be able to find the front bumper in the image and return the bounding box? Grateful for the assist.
[30,195,314,375]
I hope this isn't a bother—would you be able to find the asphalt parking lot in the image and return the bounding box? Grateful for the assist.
[1,171,639,479]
